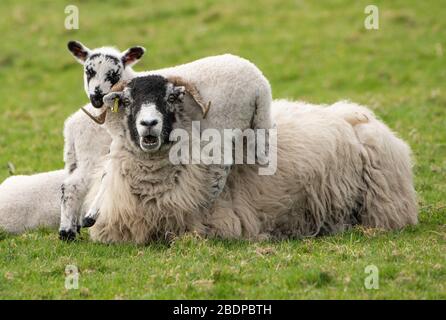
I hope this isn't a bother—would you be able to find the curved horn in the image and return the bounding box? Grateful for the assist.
[110,80,129,92]
[81,80,130,125]
[166,76,211,118]
[81,107,107,125]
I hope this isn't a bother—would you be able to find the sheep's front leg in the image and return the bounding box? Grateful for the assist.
[82,172,108,228]
[59,170,90,241]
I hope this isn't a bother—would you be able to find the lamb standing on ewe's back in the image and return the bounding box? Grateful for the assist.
[83,75,417,244]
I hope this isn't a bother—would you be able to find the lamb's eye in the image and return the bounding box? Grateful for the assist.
[106,69,120,86]
[85,67,96,80]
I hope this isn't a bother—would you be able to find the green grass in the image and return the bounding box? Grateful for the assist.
[0,0,445,299]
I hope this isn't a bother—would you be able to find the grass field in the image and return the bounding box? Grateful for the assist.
[0,0,445,299]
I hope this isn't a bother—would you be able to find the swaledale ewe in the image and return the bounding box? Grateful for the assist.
[82,75,417,244]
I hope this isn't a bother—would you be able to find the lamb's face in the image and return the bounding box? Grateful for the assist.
[104,76,185,153]
[68,41,145,108]
[83,53,123,108]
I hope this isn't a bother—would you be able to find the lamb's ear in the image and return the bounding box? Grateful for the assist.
[103,91,124,107]
[121,46,146,67]
[67,40,90,64]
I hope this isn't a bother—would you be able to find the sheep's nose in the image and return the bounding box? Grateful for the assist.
[140,119,159,127]
[90,95,104,108]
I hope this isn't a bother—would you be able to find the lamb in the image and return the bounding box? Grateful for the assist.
[0,170,65,233]
[0,41,149,236]
[83,75,417,244]
[58,41,145,239]
[58,41,274,240]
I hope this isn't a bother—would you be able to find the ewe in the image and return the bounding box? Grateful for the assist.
[83,75,417,244]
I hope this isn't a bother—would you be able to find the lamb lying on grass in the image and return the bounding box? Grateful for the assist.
[0,170,65,233]
[83,75,417,244]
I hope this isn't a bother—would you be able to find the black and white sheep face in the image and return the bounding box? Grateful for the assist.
[83,54,123,108]
[104,76,185,153]
[67,40,145,108]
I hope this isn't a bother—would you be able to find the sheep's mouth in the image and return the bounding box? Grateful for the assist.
[140,135,161,152]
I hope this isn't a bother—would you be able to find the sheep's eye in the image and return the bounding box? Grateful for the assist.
[122,98,131,106]
[106,69,120,86]
[85,67,96,80]
[167,94,177,104]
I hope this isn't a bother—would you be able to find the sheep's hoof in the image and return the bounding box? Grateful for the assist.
[59,229,77,241]
[82,217,96,228]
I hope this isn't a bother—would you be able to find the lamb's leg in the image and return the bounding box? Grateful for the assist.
[251,81,274,167]
[205,164,231,208]
[59,170,90,241]
[82,172,108,228]
[252,83,273,131]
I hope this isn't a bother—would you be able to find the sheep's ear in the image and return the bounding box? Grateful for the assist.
[103,91,124,107]
[166,76,209,118]
[181,94,208,121]
[121,46,146,67]
[167,85,186,105]
[67,40,90,64]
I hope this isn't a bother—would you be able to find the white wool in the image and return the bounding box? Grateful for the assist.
[0,170,65,233]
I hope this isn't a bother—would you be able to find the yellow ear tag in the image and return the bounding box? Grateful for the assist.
[112,98,119,113]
